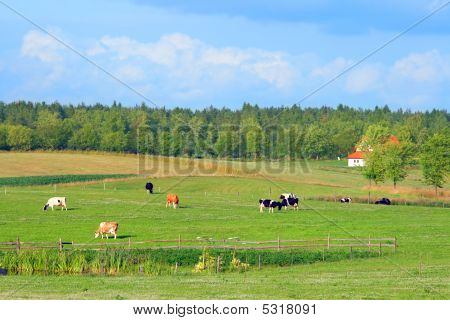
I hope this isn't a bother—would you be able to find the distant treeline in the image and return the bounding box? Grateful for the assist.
[0,101,448,159]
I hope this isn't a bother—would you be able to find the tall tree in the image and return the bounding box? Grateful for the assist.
[35,110,67,149]
[357,124,390,151]
[302,124,334,159]
[383,142,414,188]
[420,132,450,195]
[362,147,386,186]
[6,125,33,150]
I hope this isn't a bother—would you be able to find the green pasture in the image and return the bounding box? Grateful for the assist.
[0,175,448,299]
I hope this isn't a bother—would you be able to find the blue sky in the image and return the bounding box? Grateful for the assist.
[0,0,449,110]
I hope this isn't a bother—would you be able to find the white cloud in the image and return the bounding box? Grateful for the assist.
[89,33,294,88]
[114,65,145,82]
[21,30,65,63]
[311,57,352,78]
[392,50,450,82]
[20,30,67,85]
[345,65,381,93]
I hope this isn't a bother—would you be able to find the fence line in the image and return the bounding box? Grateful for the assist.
[0,235,397,254]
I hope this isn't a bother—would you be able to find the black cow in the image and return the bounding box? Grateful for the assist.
[340,197,352,203]
[279,193,299,210]
[145,182,153,194]
[375,198,391,205]
[259,199,282,213]
[0,268,7,276]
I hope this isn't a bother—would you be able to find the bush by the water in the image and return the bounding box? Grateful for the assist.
[0,248,379,275]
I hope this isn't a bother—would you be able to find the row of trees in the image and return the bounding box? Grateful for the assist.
[361,124,449,194]
[0,101,448,161]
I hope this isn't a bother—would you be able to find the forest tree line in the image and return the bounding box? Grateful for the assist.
[0,101,448,160]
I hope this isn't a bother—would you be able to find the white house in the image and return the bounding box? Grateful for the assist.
[347,151,366,167]
[347,135,399,167]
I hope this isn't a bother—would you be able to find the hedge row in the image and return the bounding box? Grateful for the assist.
[0,174,134,187]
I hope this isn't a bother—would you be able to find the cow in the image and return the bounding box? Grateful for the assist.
[279,193,299,210]
[95,222,118,239]
[280,193,297,200]
[375,198,391,205]
[259,199,282,213]
[340,197,352,203]
[145,182,153,194]
[43,197,67,211]
[166,194,179,209]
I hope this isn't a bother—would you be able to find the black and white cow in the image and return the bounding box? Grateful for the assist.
[340,197,352,203]
[279,193,299,210]
[375,197,391,205]
[145,182,153,194]
[259,199,282,213]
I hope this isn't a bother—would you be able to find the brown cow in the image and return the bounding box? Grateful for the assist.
[166,194,179,209]
[95,222,118,239]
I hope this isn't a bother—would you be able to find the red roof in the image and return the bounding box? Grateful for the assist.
[389,135,399,144]
[347,151,367,159]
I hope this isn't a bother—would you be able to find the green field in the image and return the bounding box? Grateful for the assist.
[0,153,449,299]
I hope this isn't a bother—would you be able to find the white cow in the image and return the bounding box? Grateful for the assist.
[43,197,67,211]
[95,222,119,239]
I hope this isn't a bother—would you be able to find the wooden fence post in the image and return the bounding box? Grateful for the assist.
[175,262,178,273]
[216,256,221,273]
[350,246,353,259]
[368,191,371,204]
[16,236,20,253]
[394,237,397,253]
[327,234,330,250]
[368,235,371,253]
[58,238,63,254]
[258,255,261,270]
[178,234,181,249]
[277,236,280,251]
[103,182,106,190]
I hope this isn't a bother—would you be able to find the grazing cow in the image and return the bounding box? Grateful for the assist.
[145,182,153,194]
[375,198,391,205]
[259,199,282,213]
[166,194,179,209]
[95,222,118,239]
[43,197,67,211]
[340,197,352,203]
[280,193,297,200]
[279,193,299,210]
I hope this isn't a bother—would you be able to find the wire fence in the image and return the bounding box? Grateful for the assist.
[0,235,397,256]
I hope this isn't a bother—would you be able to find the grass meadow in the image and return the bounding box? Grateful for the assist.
[0,152,448,299]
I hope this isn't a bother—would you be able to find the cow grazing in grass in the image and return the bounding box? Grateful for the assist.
[340,197,352,203]
[259,199,282,213]
[95,222,118,239]
[375,198,391,205]
[145,182,153,194]
[166,194,179,209]
[43,197,67,211]
[279,193,299,210]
